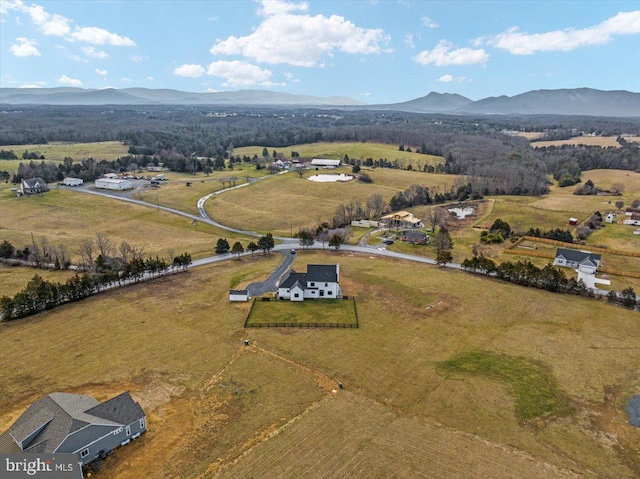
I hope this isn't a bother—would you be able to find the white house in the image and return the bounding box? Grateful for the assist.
[553,248,601,274]
[95,178,133,190]
[63,177,83,186]
[20,178,48,195]
[229,290,249,302]
[605,213,616,223]
[278,264,340,301]
[380,211,423,229]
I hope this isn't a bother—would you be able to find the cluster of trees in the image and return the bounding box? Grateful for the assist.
[215,238,245,257]
[576,212,603,241]
[480,219,513,244]
[607,288,638,309]
[296,226,350,250]
[0,252,192,321]
[332,194,386,227]
[526,228,574,243]
[574,179,600,195]
[434,226,454,265]
[461,256,589,294]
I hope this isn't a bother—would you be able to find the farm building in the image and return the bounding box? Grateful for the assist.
[103,173,119,179]
[95,178,133,190]
[625,207,640,216]
[623,217,640,226]
[20,178,49,195]
[553,248,601,274]
[568,217,579,226]
[401,230,430,244]
[229,290,249,302]
[605,213,616,223]
[278,264,340,301]
[351,219,380,228]
[63,177,83,186]
[311,159,341,168]
[0,392,146,469]
[380,211,423,229]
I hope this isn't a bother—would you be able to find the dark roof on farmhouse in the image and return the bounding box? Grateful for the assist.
[229,290,248,295]
[402,230,429,239]
[85,392,145,425]
[555,248,601,264]
[279,270,306,289]
[306,264,338,283]
[23,177,47,188]
[4,392,142,454]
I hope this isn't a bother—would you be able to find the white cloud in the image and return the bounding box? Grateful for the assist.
[404,33,414,48]
[70,54,87,62]
[57,74,82,86]
[130,55,148,62]
[485,10,640,54]
[436,74,453,83]
[120,77,132,83]
[95,68,108,76]
[206,88,219,93]
[282,71,300,82]
[70,27,135,46]
[210,2,390,66]
[360,92,372,96]
[173,64,206,78]
[19,81,46,88]
[82,46,108,58]
[206,60,273,87]
[421,16,439,28]
[257,0,308,17]
[3,0,135,46]
[207,16,218,22]
[146,76,154,81]
[414,40,489,66]
[10,37,40,56]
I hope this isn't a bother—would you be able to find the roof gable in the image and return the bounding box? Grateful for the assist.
[85,392,145,425]
[280,271,306,289]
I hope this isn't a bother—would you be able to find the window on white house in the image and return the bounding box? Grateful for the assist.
[328,291,332,295]
[325,282,328,286]
[80,448,89,458]
[126,425,131,436]
[294,293,299,298]
[140,418,145,429]
[310,282,315,286]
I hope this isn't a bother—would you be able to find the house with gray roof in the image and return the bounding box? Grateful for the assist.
[0,391,146,468]
[20,177,49,195]
[553,248,601,274]
[278,264,340,301]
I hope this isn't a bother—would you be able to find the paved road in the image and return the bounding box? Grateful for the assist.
[245,250,296,296]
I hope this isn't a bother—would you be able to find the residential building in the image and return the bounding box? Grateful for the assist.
[553,248,601,274]
[380,211,423,229]
[278,264,340,301]
[20,178,49,195]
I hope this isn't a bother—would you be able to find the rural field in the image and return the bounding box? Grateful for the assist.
[0,187,253,263]
[532,136,640,148]
[235,141,444,169]
[0,141,129,174]
[205,167,458,236]
[0,251,638,479]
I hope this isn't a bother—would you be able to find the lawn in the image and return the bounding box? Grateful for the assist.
[205,167,458,236]
[532,136,640,148]
[246,298,357,326]
[0,141,129,174]
[235,141,444,169]
[0,264,77,297]
[0,188,254,263]
[0,252,638,478]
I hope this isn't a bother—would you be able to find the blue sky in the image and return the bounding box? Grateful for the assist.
[1,0,639,103]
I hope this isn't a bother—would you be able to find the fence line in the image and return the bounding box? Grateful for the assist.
[244,297,359,329]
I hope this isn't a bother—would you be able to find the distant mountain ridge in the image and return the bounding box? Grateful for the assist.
[1,87,638,117]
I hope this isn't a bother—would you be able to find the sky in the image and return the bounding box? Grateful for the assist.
[1,0,639,103]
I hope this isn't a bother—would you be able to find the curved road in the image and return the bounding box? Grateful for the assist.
[67,174,613,298]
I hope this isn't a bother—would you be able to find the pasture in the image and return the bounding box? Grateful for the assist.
[1,252,638,479]
[235,142,444,168]
[0,188,253,263]
[532,136,640,148]
[0,264,77,297]
[204,167,458,236]
[246,298,358,326]
[0,141,129,174]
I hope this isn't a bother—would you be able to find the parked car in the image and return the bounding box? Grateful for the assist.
[291,249,296,254]
[383,239,394,245]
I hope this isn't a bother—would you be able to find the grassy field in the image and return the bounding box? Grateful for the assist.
[438,351,572,421]
[532,136,640,148]
[0,264,77,297]
[205,167,458,236]
[235,142,444,168]
[247,298,357,326]
[0,141,129,174]
[0,188,254,263]
[1,252,638,479]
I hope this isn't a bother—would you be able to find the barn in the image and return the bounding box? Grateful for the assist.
[63,177,84,186]
[95,178,133,190]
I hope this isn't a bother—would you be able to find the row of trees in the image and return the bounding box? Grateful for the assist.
[0,252,192,321]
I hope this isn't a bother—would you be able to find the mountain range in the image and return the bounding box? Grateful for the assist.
[1,87,638,117]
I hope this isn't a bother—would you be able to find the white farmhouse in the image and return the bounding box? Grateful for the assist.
[553,248,601,274]
[278,264,341,301]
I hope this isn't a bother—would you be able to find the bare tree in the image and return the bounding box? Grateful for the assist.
[426,207,445,232]
[96,233,115,259]
[366,194,386,218]
[30,233,43,266]
[55,243,69,269]
[610,183,625,195]
[78,239,96,272]
[295,165,307,178]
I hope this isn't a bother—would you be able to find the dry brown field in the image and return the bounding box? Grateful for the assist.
[532,136,640,148]
[1,252,638,479]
